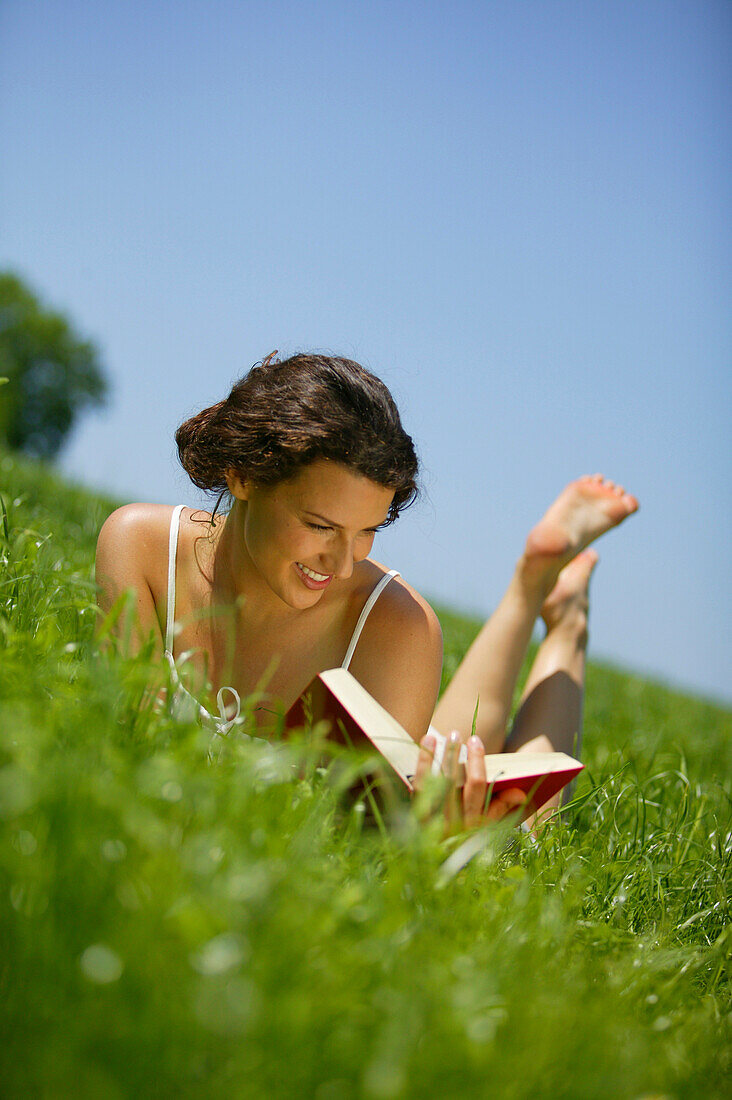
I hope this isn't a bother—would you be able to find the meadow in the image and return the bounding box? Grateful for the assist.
[0,447,730,1099]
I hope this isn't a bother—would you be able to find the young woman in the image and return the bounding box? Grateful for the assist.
[96,352,638,826]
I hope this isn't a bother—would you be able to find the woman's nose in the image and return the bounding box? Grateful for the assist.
[330,537,355,580]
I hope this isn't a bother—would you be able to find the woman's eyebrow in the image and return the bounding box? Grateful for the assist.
[304,510,384,531]
[303,510,341,527]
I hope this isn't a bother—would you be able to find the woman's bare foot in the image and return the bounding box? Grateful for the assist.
[541,549,598,633]
[521,475,638,594]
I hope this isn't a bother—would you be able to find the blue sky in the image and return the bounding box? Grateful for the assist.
[1,0,730,703]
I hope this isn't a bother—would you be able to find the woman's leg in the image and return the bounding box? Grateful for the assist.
[431,561,549,751]
[505,550,595,759]
[506,551,597,818]
[432,476,638,751]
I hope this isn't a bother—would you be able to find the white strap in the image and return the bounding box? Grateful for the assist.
[165,505,185,655]
[341,569,400,670]
[215,685,242,735]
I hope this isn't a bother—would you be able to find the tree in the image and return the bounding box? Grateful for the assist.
[0,272,108,460]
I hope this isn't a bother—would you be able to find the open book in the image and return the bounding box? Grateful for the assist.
[285,667,583,811]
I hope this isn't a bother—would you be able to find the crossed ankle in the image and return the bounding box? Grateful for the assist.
[543,607,588,646]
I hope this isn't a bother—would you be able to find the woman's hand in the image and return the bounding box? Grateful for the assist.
[413,730,526,833]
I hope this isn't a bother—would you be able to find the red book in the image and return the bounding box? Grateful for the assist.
[285,668,583,812]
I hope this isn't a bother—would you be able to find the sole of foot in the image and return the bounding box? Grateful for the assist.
[525,474,638,567]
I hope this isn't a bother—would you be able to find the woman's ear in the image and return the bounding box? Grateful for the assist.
[225,469,250,500]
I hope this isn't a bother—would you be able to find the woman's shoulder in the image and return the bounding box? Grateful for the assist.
[95,504,187,640]
[355,561,443,662]
[383,572,442,652]
[97,502,181,553]
[96,502,197,590]
[96,503,221,592]
[346,562,443,739]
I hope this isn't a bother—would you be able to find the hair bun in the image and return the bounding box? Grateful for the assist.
[175,399,228,491]
[175,352,418,523]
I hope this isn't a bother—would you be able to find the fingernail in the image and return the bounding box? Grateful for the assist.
[470,735,482,748]
[449,730,460,744]
[422,734,436,751]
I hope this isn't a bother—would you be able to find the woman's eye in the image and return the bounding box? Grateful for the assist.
[306,522,376,536]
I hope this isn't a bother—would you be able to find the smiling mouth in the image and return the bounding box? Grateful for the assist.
[296,562,331,583]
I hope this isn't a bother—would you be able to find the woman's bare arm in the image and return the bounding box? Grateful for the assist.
[347,580,443,742]
[95,504,167,654]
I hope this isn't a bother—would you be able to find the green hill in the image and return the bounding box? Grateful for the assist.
[1,448,730,1099]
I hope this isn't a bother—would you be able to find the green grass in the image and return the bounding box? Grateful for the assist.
[1,447,730,1099]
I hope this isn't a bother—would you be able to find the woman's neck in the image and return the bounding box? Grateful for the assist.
[208,501,306,630]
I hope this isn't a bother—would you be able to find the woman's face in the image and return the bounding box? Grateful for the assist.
[226,460,395,610]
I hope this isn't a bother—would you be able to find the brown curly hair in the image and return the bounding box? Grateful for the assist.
[175,352,419,525]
